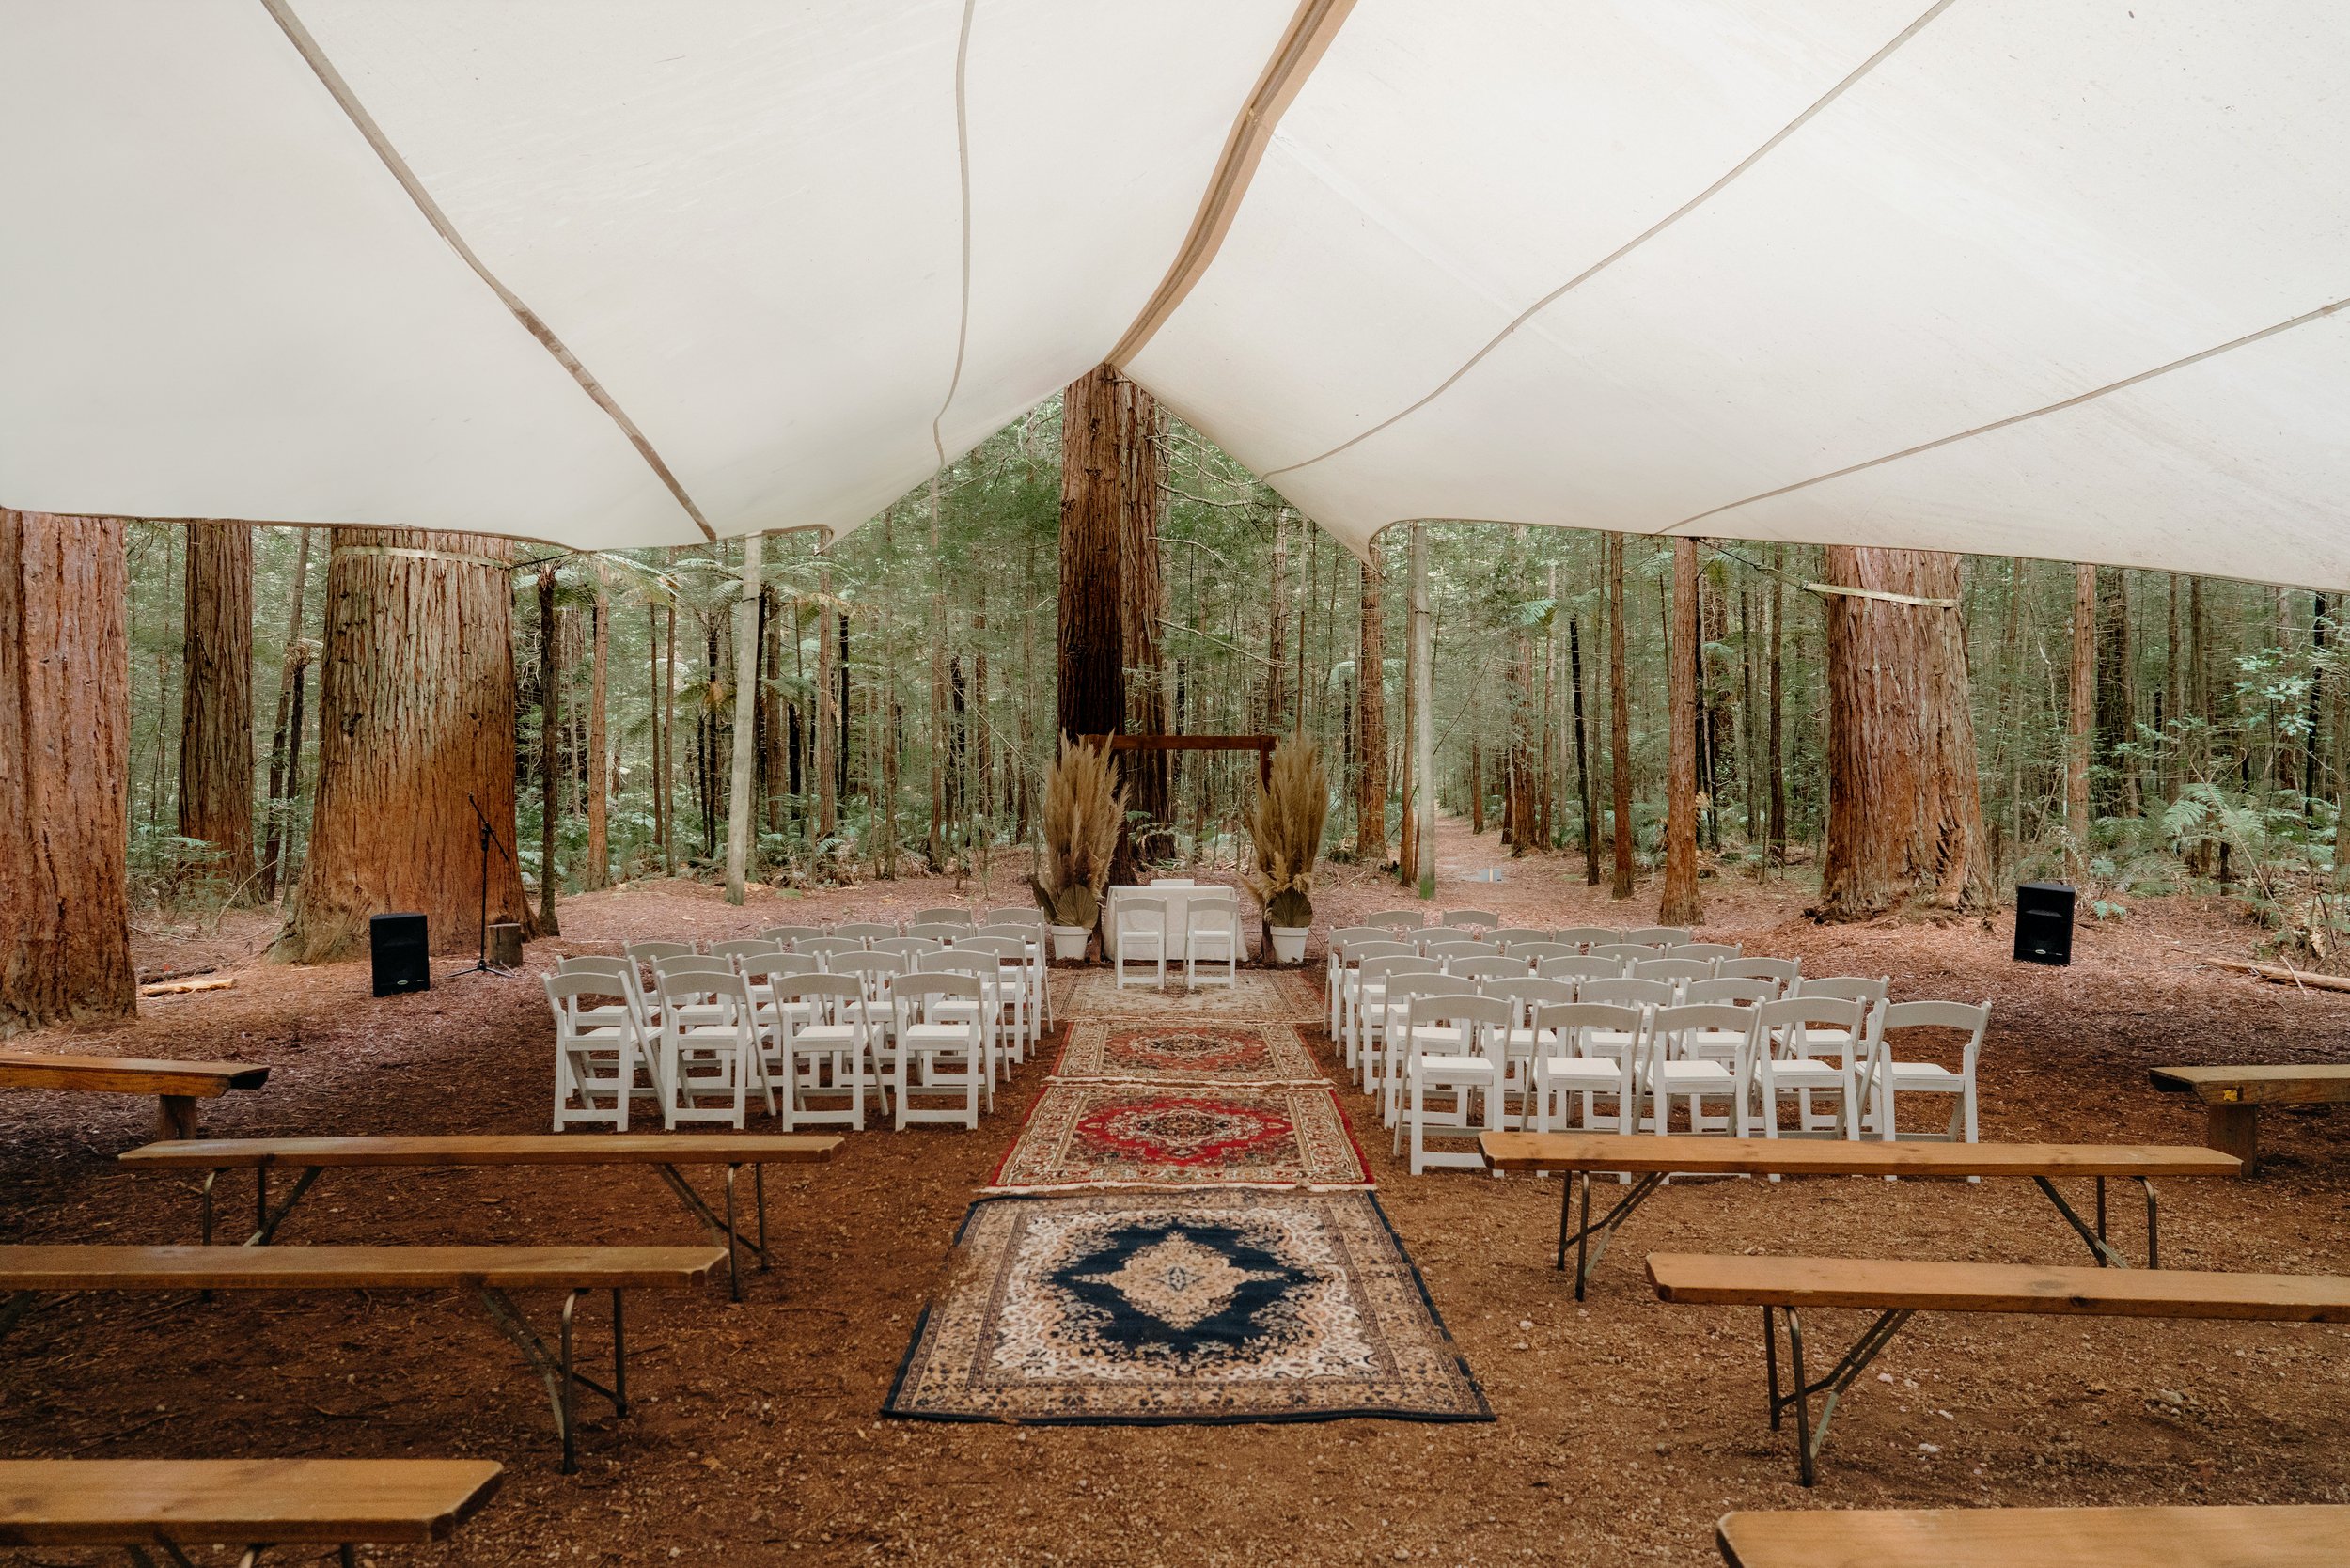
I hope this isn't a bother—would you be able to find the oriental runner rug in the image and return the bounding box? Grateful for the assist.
[1051,968,1324,1024]
[882,1189,1489,1425]
[986,1083,1372,1194]
[1050,1021,1322,1087]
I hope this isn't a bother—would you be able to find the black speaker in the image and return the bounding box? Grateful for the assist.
[370,912,431,996]
[2013,882,2075,965]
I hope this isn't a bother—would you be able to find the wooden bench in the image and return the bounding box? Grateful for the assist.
[1649,1251,2350,1484]
[0,1457,502,1565]
[2150,1065,2350,1172]
[118,1133,841,1300]
[1480,1132,2237,1297]
[0,1245,723,1473]
[1717,1503,2350,1567]
[0,1052,268,1139]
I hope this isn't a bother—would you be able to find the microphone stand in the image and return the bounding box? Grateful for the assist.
[465,793,514,976]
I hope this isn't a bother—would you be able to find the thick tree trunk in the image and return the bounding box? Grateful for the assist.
[178,522,256,887]
[1355,550,1386,863]
[726,534,761,903]
[1057,365,1128,745]
[259,526,313,902]
[1410,525,1435,899]
[1120,383,1170,826]
[1815,547,1992,917]
[1659,539,1703,925]
[1261,509,1292,733]
[583,587,611,890]
[274,530,531,964]
[815,563,838,839]
[536,567,563,935]
[1,510,135,1034]
[660,604,679,872]
[2094,567,2137,815]
[1608,534,1635,899]
[1570,614,1598,885]
[2068,562,2096,876]
[1768,544,1787,861]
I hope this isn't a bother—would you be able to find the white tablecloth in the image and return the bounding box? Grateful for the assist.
[1101,885,1247,960]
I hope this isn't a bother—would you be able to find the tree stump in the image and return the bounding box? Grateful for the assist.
[487,922,525,969]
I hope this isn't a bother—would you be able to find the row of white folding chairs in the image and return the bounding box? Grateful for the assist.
[1325,932,1741,1035]
[759,920,1056,1030]
[1353,913,1694,942]
[1112,892,1245,989]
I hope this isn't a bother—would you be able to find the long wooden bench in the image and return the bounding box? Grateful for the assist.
[2150,1065,2350,1171]
[0,1245,723,1473]
[1649,1251,2350,1484]
[1480,1132,2237,1297]
[0,1457,502,1565]
[0,1052,268,1139]
[1717,1503,2350,1567]
[118,1133,841,1300]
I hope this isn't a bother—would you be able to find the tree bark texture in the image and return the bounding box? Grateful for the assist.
[1410,525,1435,899]
[1768,546,1787,860]
[177,521,256,884]
[1357,550,1386,862]
[1815,546,1993,917]
[1608,533,1635,899]
[1,510,135,1035]
[259,525,313,901]
[1120,381,1170,824]
[1057,365,1128,746]
[1261,509,1292,733]
[583,588,610,889]
[726,534,761,902]
[274,530,532,964]
[2094,566,2137,814]
[815,563,838,839]
[1659,539,1703,925]
[1570,614,1598,885]
[2068,562,2096,875]
[536,567,563,935]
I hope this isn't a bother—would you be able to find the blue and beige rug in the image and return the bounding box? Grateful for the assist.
[883,1189,1489,1425]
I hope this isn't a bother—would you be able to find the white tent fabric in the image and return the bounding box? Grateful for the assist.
[3,1,2346,585]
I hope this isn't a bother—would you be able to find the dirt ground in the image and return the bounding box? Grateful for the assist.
[6,819,2349,1565]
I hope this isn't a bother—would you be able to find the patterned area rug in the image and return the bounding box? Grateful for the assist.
[988,1084,1371,1193]
[1051,1021,1323,1086]
[1052,968,1324,1023]
[883,1190,1490,1425]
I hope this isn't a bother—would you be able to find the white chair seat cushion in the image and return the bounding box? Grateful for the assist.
[1652,1060,1736,1089]
[1415,1054,1496,1078]
[1885,1062,1964,1086]
[1539,1057,1622,1085]
[788,1024,858,1049]
[1767,1059,1848,1085]
[902,1023,977,1047]
[1501,1027,1562,1051]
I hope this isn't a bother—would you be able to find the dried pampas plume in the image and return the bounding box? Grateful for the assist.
[1030,734,1124,929]
[1245,733,1329,928]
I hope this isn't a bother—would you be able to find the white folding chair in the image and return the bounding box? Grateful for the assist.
[1485,928,1553,951]
[953,938,1033,1068]
[1859,999,1991,1145]
[1643,1003,1756,1137]
[1481,976,1576,1127]
[625,938,697,970]
[650,957,773,1129]
[1717,956,1801,995]
[1114,897,1169,988]
[890,973,986,1130]
[1629,956,1716,992]
[1624,926,1694,947]
[1536,956,1628,987]
[1365,909,1425,935]
[912,906,974,927]
[906,922,968,945]
[1750,996,1871,1140]
[1787,975,1889,1066]
[834,922,898,946]
[760,924,825,946]
[1668,941,1743,963]
[1338,943,1418,1067]
[770,974,872,1131]
[1441,908,1502,933]
[1590,942,1665,964]
[871,936,942,964]
[1325,926,1386,1035]
[794,936,866,968]
[1530,1002,1645,1135]
[1395,994,1511,1174]
[546,970,653,1131]
[1381,977,1480,1127]
[1354,956,1440,1091]
[1555,926,1623,950]
[1185,897,1243,987]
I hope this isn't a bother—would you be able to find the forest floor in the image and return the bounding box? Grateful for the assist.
[7,816,2350,1565]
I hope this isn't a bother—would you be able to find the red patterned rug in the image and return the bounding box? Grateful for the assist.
[1050,968,1325,1023]
[1051,1022,1324,1086]
[989,1083,1371,1193]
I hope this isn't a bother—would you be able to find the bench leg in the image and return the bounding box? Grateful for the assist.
[2030,1176,2133,1269]
[653,1164,767,1302]
[1554,1169,1664,1299]
[1764,1306,1914,1487]
[156,1095,198,1140]
[475,1287,624,1474]
[247,1167,321,1246]
[2206,1104,2260,1172]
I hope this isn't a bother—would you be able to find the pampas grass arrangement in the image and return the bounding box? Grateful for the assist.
[1245,733,1330,928]
[1030,734,1124,929]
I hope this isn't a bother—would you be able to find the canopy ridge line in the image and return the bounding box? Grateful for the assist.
[1259,0,1960,481]
[1106,0,1358,369]
[1673,290,2350,533]
[1802,581,1959,610]
[256,0,718,544]
[927,0,979,476]
[331,544,522,572]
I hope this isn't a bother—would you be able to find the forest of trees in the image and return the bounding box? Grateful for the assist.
[6,370,2342,1035]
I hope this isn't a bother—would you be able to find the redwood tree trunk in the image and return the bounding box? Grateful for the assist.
[1120,380,1170,826]
[1816,546,1993,917]
[178,521,256,886]
[2094,566,2137,815]
[537,567,563,934]
[2067,562,2096,876]
[259,526,313,901]
[274,530,532,964]
[1,510,135,1034]
[1659,539,1703,925]
[1357,551,1386,862]
[583,587,610,890]
[1608,534,1635,899]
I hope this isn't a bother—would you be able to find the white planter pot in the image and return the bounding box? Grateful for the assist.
[1049,925,1089,962]
[1269,925,1309,964]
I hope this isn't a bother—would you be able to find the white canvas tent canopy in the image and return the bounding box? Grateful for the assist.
[4,1,2346,585]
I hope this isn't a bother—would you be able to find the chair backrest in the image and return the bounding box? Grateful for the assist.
[870,936,942,961]
[1481,976,1577,1016]
[794,936,866,964]
[1386,975,1481,1010]
[1185,899,1241,933]
[1650,1003,1762,1068]
[1555,927,1624,949]
[1580,977,1677,1011]
[708,938,783,963]
[1530,1001,1648,1055]
[912,906,975,926]
[1875,999,1991,1065]
[980,906,1044,930]
[831,952,907,992]
[544,970,634,1026]
[1149,877,1196,886]
[833,922,898,943]
[1589,942,1666,964]
[1329,926,1386,952]
[1624,926,1694,946]
[1668,942,1742,962]
[650,962,752,1016]
[1683,977,1775,1007]
[1359,954,1441,986]
[1415,933,1487,954]
[1717,957,1801,990]
[1485,928,1552,949]
[1630,957,1716,986]
[976,923,1042,946]
[1441,908,1501,931]
[1796,975,1890,1005]
[1405,992,1512,1043]
[917,950,995,980]
[740,952,819,987]
[772,972,864,1009]
[1366,909,1425,933]
[1115,898,1168,930]
[556,954,635,985]
[1511,942,1583,966]
[905,922,968,944]
[957,936,1028,964]
[892,972,983,1017]
[1536,956,1630,986]
[1755,996,1870,1061]
[1424,937,1499,958]
[1341,940,1417,966]
[1444,955,1523,983]
[650,953,735,984]
[760,925,825,945]
[625,939,697,965]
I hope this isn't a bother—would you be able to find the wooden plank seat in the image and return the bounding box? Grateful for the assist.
[0,1457,502,1566]
[118,1133,840,1301]
[0,1053,268,1140]
[1480,1132,2237,1297]
[0,1245,724,1473]
[2150,1065,2350,1172]
[1716,1502,2350,1567]
[1649,1252,2350,1485]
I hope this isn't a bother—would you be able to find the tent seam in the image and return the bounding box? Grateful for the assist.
[928,0,979,479]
